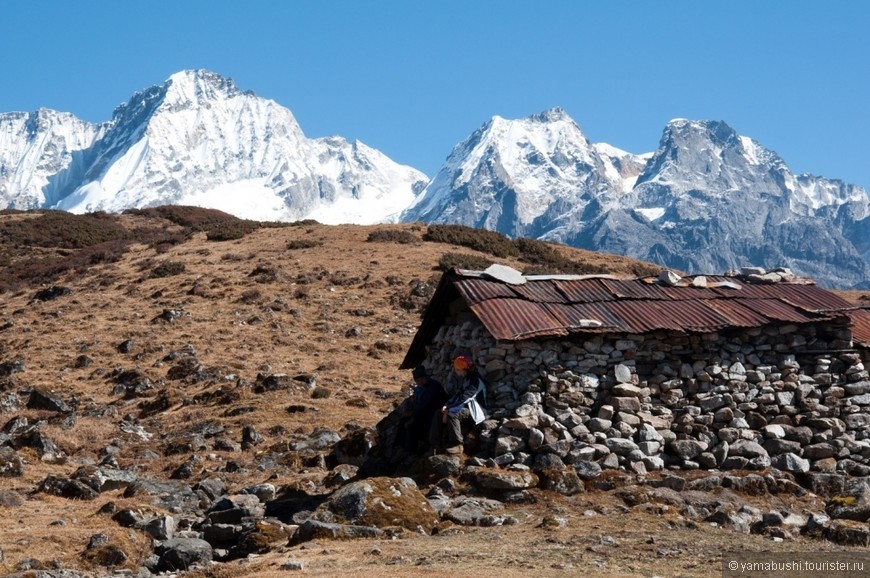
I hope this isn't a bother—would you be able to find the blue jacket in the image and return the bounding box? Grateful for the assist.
[411,377,446,423]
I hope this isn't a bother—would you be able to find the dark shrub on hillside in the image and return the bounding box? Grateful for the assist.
[424,224,520,258]
[630,263,663,277]
[514,237,609,275]
[132,227,191,253]
[366,229,418,244]
[127,205,287,242]
[0,238,131,292]
[289,219,320,227]
[127,205,240,230]
[150,261,186,278]
[287,239,323,250]
[238,289,262,304]
[437,252,495,272]
[0,211,128,249]
[514,237,562,264]
[205,221,261,241]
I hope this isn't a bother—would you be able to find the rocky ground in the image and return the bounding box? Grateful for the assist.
[0,209,868,577]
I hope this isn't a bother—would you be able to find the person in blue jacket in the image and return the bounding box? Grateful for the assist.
[399,364,447,453]
[429,355,488,455]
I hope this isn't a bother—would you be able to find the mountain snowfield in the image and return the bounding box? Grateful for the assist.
[1,70,427,224]
[0,69,868,287]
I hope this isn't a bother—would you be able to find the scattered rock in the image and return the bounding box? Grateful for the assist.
[154,537,214,571]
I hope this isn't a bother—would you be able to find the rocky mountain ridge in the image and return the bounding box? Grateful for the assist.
[403,113,870,289]
[1,70,868,287]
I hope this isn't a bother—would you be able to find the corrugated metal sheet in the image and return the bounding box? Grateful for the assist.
[737,298,826,324]
[601,278,671,300]
[849,309,870,347]
[765,284,856,312]
[651,300,734,332]
[702,299,773,328]
[543,302,622,332]
[659,284,729,301]
[715,283,855,312]
[605,300,685,333]
[511,280,566,303]
[453,278,517,306]
[468,298,568,341]
[553,278,616,303]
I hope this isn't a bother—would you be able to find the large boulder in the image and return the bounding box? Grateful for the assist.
[154,537,213,572]
[313,477,438,532]
[473,468,539,491]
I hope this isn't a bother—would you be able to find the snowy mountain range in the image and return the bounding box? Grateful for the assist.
[402,109,870,288]
[1,69,868,288]
[0,70,427,224]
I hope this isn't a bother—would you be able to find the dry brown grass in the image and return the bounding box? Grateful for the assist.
[0,214,865,576]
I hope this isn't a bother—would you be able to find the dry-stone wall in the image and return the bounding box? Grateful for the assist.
[420,314,870,477]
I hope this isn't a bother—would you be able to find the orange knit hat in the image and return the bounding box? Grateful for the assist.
[453,355,472,370]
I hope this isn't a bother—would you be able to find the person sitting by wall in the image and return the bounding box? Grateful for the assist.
[429,355,488,455]
[397,364,447,453]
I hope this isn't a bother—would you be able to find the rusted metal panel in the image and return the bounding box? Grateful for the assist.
[601,278,671,300]
[650,300,733,332]
[737,298,825,324]
[659,284,725,301]
[468,298,568,341]
[511,280,566,303]
[713,283,855,312]
[849,310,870,347]
[767,284,857,312]
[543,302,622,332]
[605,300,685,333]
[553,278,617,303]
[453,278,517,306]
[702,299,773,327]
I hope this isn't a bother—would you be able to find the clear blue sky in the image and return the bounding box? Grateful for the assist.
[3,1,868,189]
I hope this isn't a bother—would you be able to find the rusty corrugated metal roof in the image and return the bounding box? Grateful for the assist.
[510,280,566,303]
[400,267,863,368]
[553,278,617,303]
[601,278,671,300]
[717,282,855,312]
[701,299,774,328]
[849,309,870,347]
[736,298,826,324]
[650,299,734,332]
[468,298,567,340]
[605,300,685,333]
[453,277,517,306]
[543,302,622,332]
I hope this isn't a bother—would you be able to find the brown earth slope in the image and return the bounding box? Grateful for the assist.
[0,210,867,577]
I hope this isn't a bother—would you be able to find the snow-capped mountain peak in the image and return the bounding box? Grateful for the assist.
[0,69,427,223]
[402,107,646,237]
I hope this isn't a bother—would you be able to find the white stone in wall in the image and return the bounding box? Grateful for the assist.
[614,364,632,384]
[528,428,544,450]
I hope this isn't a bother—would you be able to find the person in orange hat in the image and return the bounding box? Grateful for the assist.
[429,354,488,454]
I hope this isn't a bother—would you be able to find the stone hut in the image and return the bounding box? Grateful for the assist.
[397,264,870,477]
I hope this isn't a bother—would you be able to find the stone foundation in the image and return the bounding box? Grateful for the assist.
[416,315,870,476]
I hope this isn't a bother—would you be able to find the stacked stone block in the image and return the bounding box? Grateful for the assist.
[420,316,870,476]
